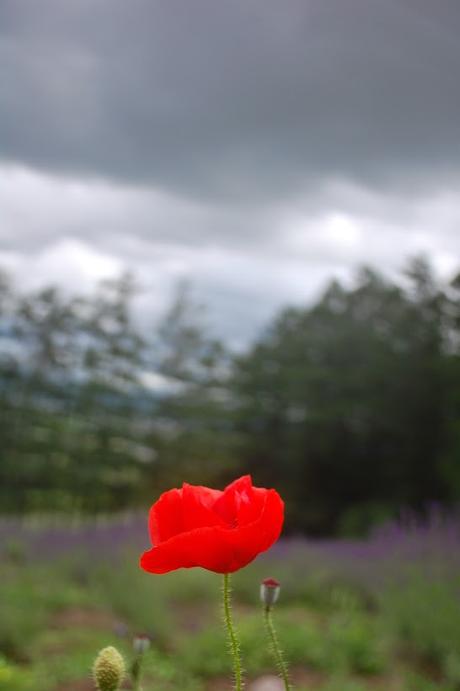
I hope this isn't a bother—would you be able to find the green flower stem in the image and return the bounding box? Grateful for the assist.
[131,654,143,691]
[263,605,291,691]
[223,573,244,691]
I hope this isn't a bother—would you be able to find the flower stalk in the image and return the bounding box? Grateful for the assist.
[223,572,244,691]
[261,579,291,691]
[131,656,143,691]
[131,633,150,691]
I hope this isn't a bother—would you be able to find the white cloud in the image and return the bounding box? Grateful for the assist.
[0,237,122,294]
[0,165,459,345]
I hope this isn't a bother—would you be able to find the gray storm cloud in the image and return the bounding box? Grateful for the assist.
[1,0,460,199]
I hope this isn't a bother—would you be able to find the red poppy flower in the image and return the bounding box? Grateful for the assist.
[140,475,284,574]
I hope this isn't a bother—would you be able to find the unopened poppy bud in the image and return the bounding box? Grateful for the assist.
[260,577,281,607]
[133,633,151,654]
[93,646,125,691]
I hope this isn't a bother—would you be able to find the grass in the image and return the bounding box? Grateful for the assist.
[1,526,460,690]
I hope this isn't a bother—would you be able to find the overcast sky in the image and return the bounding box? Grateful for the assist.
[1,0,460,346]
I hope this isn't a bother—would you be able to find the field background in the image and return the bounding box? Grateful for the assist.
[2,511,460,691]
[1,261,460,690]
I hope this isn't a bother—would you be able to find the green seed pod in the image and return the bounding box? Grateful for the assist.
[93,646,125,691]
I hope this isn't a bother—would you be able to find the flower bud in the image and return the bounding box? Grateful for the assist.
[93,646,125,691]
[260,577,280,607]
[133,633,151,654]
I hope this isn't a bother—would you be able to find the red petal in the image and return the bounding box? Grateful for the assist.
[140,485,284,574]
[148,488,184,544]
[236,485,266,525]
[226,488,284,568]
[213,475,254,525]
[140,526,235,573]
[148,483,226,546]
[181,483,226,532]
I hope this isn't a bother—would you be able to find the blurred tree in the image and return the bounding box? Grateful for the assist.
[0,258,458,531]
[440,269,460,502]
[67,272,148,510]
[147,282,238,492]
[15,285,79,375]
[81,271,145,387]
[0,272,150,512]
[154,280,225,384]
[0,269,17,372]
[232,257,459,534]
[0,282,80,511]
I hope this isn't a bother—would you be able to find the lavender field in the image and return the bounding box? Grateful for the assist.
[2,511,460,690]
[2,507,460,586]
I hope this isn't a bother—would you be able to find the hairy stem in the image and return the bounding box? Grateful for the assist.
[131,655,143,691]
[264,605,291,691]
[222,573,244,691]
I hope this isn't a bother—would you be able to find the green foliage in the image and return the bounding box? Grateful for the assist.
[2,549,460,690]
[90,560,174,647]
[175,606,384,679]
[381,574,460,674]
[319,679,368,691]
[0,571,49,661]
[327,613,386,674]
[0,655,34,691]
[404,670,456,691]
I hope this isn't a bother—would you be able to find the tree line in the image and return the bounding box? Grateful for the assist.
[1,257,459,534]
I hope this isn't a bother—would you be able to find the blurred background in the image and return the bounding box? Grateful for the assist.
[1,1,460,689]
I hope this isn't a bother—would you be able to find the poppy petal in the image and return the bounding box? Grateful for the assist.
[141,475,284,574]
[140,526,235,573]
[148,488,184,544]
[213,475,253,526]
[181,483,227,532]
[141,486,284,574]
